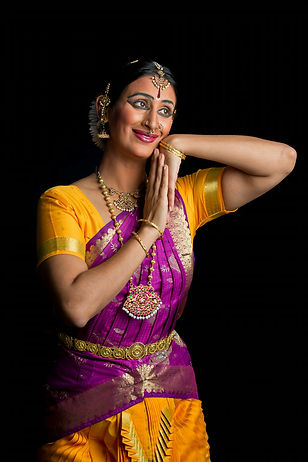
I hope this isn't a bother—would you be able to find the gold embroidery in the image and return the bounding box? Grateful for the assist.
[135,364,165,394]
[119,373,138,401]
[204,167,225,218]
[168,194,194,319]
[45,364,197,440]
[85,219,124,266]
[117,364,165,406]
[167,254,181,273]
[168,196,194,279]
[173,331,185,347]
[37,236,85,263]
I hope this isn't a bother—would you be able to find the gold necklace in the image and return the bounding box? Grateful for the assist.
[96,170,162,320]
[96,169,142,212]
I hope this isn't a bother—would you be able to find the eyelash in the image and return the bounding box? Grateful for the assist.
[129,99,173,118]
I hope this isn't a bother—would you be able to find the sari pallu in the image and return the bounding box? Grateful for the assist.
[43,190,200,443]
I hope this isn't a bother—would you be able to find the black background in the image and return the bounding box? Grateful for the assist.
[6,7,306,461]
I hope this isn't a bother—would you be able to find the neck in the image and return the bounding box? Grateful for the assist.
[97,142,148,193]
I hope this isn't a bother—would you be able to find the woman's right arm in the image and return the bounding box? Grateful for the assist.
[39,150,168,328]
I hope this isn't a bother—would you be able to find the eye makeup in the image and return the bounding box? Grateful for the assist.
[127,93,175,118]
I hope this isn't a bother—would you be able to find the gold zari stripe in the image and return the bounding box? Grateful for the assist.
[59,331,175,361]
[38,237,85,263]
[204,167,225,218]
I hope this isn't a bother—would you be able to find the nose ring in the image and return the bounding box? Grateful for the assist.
[144,120,163,134]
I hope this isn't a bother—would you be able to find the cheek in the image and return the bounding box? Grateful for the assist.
[112,105,142,129]
[161,118,173,135]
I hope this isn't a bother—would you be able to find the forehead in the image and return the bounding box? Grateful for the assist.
[122,75,177,103]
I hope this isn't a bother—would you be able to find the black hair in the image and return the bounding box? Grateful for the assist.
[107,58,177,106]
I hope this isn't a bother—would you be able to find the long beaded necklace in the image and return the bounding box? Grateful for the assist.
[96,169,162,320]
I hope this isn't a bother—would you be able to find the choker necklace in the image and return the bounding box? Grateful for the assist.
[96,169,162,319]
[96,168,143,212]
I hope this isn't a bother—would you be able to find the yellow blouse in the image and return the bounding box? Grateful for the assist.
[37,167,235,266]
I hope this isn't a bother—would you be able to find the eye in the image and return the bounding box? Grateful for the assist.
[128,99,150,110]
[158,106,173,118]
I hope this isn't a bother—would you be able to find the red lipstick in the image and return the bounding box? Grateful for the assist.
[133,129,159,143]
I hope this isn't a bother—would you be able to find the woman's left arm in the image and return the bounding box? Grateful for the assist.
[160,134,297,211]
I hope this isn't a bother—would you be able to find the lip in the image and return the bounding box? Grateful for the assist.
[133,129,159,143]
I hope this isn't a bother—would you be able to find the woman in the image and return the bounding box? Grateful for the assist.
[36,59,296,461]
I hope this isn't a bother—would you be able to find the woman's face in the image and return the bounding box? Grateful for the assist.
[107,75,176,159]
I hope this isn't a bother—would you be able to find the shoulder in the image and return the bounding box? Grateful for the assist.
[40,174,95,201]
[39,183,89,208]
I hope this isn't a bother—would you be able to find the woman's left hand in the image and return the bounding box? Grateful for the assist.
[158,138,182,212]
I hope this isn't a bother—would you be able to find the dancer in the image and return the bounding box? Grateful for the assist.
[37,59,296,461]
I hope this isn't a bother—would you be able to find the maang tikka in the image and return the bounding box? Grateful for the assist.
[96,82,111,139]
[151,61,170,98]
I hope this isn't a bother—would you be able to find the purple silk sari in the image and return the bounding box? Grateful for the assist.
[43,190,199,442]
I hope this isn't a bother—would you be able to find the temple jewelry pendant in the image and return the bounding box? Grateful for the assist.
[113,194,137,212]
[122,283,162,319]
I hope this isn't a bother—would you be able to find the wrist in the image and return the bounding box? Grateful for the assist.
[138,219,163,239]
[160,135,186,161]
[138,223,161,246]
[161,134,183,151]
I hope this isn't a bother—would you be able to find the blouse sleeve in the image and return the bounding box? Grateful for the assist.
[175,167,237,241]
[36,186,86,266]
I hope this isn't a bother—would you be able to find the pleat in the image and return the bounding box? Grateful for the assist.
[37,428,92,462]
[38,398,210,462]
[171,398,211,461]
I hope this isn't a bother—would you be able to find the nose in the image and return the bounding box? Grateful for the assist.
[143,108,159,132]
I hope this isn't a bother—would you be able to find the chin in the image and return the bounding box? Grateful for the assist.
[130,140,158,159]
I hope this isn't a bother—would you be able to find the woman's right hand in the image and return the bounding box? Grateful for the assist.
[142,148,169,234]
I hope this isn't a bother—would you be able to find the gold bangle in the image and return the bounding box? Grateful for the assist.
[138,219,164,239]
[131,232,150,257]
[159,141,186,160]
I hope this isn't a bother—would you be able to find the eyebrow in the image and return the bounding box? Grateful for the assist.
[127,92,175,106]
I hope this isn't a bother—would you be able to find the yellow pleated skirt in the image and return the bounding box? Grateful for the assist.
[37,398,211,461]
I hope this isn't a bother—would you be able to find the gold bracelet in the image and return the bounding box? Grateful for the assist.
[159,141,186,160]
[131,232,150,257]
[138,219,164,239]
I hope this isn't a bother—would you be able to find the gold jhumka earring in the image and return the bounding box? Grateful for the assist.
[96,82,111,139]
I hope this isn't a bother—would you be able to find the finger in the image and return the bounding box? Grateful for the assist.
[160,164,169,196]
[168,186,174,213]
[148,149,159,186]
[154,153,164,195]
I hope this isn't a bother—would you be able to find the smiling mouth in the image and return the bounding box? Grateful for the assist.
[132,129,159,143]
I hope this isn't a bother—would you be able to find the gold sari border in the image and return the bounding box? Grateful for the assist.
[37,236,85,265]
[204,167,237,219]
[45,363,198,441]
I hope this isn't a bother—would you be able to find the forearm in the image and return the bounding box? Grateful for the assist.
[61,225,160,327]
[167,134,294,177]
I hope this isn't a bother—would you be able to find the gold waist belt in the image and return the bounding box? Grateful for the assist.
[59,330,175,360]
